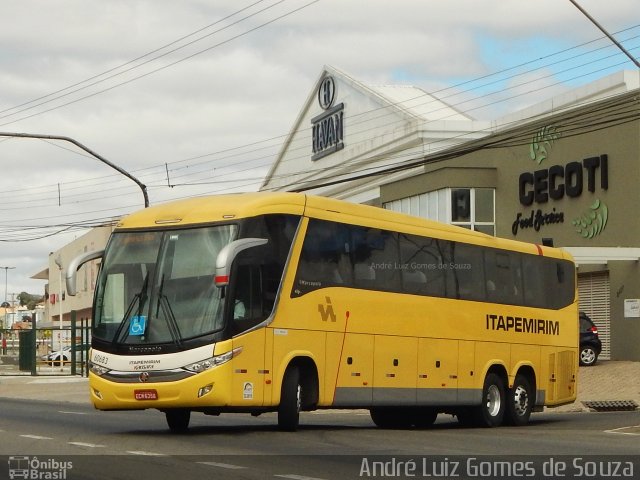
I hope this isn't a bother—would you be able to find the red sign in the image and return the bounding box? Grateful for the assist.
[134,389,158,401]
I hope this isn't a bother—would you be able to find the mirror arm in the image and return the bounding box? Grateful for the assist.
[65,249,105,296]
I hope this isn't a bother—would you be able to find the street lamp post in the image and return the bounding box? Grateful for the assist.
[0,132,149,208]
[0,266,15,303]
[0,266,14,356]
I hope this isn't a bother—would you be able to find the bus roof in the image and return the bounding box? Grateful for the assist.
[115,192,571,261]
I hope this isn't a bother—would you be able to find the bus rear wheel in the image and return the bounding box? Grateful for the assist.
[475,373,506,427]
[278,366,302,431]
[165,409,190,433]
[505,374,532,426]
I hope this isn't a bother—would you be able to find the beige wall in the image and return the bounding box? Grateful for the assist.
[46,225,113,325]
[607,262,640,361]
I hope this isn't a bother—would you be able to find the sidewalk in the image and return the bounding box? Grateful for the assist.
[0,361,639,410]
[552,360,640,412]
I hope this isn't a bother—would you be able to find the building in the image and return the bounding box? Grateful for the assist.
[261,65,492,203]
[31,225,113,328]
[263,67,640,360]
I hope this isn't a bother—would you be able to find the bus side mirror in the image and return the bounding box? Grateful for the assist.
[215,238,268,288]
[65,249,105,296]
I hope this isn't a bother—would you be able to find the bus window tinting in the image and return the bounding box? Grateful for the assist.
[292,218,575,310]
[228,214,299,335]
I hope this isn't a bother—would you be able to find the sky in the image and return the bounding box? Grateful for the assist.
[0,0,638,299]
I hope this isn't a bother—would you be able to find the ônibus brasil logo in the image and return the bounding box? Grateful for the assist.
[8,456,73,479]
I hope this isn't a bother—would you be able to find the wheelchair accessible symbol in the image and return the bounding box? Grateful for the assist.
[129,316,147,336]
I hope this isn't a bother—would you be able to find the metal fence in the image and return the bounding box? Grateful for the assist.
[0,312,90,376]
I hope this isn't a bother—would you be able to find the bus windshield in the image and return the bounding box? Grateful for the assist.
[93,225,237,346]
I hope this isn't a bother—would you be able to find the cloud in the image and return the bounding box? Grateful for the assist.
[0,0,638,295]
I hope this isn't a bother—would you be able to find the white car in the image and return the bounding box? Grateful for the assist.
[41,344,90,365]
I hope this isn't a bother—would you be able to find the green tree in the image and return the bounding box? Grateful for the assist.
[17,292,44,310]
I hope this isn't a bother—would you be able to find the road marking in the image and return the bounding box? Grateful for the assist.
[59,410,88,415]
[275,475,327,480]
[605,424,640,436]
[20,434,53,440]
[68,442,105,448]
[126,451,166,456]
[197,462,247,470]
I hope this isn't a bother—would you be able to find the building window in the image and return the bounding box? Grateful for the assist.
[451,188,495,235]
[384,188,495,235]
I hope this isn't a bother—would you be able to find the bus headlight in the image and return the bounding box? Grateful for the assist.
[90,362,110,376]
[183,347,242,373]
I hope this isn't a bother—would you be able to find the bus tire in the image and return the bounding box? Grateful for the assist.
[476,372,506,427]
[370,408,412,429]
[505,374,533,426]
[165,409,190,433]
[278,366,302,432]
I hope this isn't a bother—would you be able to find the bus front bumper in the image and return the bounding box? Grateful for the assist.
[89,367,233,410]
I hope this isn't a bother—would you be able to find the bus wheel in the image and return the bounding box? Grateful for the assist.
[278,366,302,432]
[165,409,190,433]
[476,373,505,427]
[370,408,412,429]
[505,374,532,426]
[412,408,438,428]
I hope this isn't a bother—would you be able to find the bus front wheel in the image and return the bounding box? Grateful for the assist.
[165,409,190,433]
[278,366,302,431]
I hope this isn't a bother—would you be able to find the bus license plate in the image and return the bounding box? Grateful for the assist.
[134,389,158,400]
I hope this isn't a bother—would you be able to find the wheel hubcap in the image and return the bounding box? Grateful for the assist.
[581,349,595,364]
[513,385,529,416]
[486,384,501,417]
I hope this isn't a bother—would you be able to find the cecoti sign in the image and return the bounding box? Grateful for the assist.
[518,154,608,206]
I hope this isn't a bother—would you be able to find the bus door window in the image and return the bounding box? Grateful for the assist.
[229,261,263,335]
[230,214,299,332]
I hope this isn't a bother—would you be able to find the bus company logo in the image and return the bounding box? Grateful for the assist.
[139,371,150,383]
[318,75,336,110]
[318,296,337,322]
[8,456,73,479]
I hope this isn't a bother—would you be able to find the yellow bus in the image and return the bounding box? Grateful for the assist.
[66,192,578,432]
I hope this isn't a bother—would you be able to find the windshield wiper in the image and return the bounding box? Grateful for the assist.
[155,274,183,347]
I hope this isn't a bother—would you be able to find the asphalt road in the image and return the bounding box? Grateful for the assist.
[0,398,638,480]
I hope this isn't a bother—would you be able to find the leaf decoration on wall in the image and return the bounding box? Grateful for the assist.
[529,125,560,165]
[572,199,608,239]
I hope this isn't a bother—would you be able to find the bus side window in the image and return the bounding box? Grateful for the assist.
[294,219,350,296]
[522,254,546,308]
[450,242,485,301]
[399,234,445,297]
[351,227,401,292]
[484,250,523,305]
